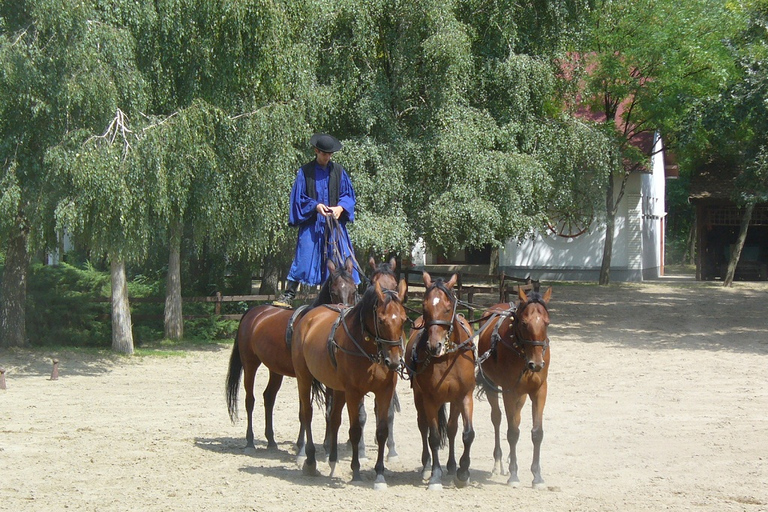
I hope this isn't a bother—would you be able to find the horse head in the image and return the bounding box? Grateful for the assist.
[421,272,459,358]
[326,257,357,305]
[515,286,552,373]
[369,256,398,291]
[371,279,408,371]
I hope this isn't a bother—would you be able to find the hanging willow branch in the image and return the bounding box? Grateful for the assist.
[86,108,134,158]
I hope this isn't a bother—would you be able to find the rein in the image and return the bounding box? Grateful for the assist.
[404,281,474,378]
[475,299,550,393]
[327,289,403,367]
[324,216,370,285]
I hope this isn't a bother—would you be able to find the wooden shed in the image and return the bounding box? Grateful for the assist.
[689,162,768,281]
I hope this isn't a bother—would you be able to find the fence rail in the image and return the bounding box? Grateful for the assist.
[97,272,538,322]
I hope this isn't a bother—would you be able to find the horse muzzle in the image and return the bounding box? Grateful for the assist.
[527,359,546,372]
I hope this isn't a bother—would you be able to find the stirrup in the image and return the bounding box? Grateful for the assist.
[272,294,294,308]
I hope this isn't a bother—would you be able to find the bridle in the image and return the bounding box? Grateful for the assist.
[336,288,405,367]
[475,298,550,392]
[417,280,461,349]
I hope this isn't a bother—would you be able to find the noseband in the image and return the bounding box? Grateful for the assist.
[337,288,404,367]
[419,281,461,348]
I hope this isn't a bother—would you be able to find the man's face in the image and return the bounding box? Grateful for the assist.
[314,148,333,167]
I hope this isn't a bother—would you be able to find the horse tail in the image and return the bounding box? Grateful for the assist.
[391,391,401,413]
[225,334,243,424]
[437,404,448,448]
[310,378,327,409]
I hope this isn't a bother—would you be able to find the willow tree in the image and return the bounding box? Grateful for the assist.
[0,1,147,348]
[124,0,314,337]
[304,0,591,262]
[48,112,151,354]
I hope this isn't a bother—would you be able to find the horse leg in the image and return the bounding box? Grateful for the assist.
[426,403,446,491]
[503,393,527,487]
[446,403,460,476]
[454,393,475,488]
[263,370,283,449]
[358,399,368,461]
[322,387,335,462]
[487,389,505,475]
[385,392,399,462]
[242,360,260,450]
[327,389,345,478]
[345,390,365,483]
[372,388,395,490]
[414,392,432,480]
[530,382,547,489]
[295,375,319,476]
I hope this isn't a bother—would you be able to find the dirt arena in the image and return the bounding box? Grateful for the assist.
[2,279,767,511]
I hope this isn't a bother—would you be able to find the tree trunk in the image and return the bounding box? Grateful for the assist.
[111,258,134,354]
[164,221,183,340]
[599,177,616,285]
[723,203,754,287]
[489,247,499,275]
[0,225,30,347]
[684,221,696,266]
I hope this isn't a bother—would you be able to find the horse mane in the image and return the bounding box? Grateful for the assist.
[522,290,548,311]
[426,277,456,302]
[311,265,354,308]
[371,262,396,281]
[351,282,398,317]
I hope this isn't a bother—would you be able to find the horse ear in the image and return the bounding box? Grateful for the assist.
[369,256,376,270]
[422,271,432,288]
[345,256,354,274]
[327,259,337,272]
[542,286,552,304]
[397,278,408,302]
[388,256,396,272]
[446,273,458,288]
[518,286,528,303]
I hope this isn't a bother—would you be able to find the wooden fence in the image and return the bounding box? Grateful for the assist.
[98,272,537,322]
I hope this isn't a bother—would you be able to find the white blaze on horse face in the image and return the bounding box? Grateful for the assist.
[431,296,441,307]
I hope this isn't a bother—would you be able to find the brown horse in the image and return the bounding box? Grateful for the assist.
[405,272,476,490]
[292,279,408,489]
[322,256,402,461]
[475,286,552,488]
[225,258,357,450]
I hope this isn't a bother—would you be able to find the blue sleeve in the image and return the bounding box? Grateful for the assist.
[337,169,356,223]
[288,169,319,227]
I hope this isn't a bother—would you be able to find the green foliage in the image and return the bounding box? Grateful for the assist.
[20,261,237,347]
[25,262,112,347]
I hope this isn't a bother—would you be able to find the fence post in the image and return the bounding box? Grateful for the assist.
[0,367,6,390]
[215,292,222,316]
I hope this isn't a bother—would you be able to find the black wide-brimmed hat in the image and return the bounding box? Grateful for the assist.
[310,133,343,153]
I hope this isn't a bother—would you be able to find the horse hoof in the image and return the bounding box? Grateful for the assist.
[532,481,547,490]
[421,469,431,481]
[427,483,443,491]
[386,453,399,464]
[329,462,337,478]
[267,441,278,450]
[302,460,320,477]
[506,478,520,488]
[244,445,256,455]
[373,476,388,491]
[454,475,470,488]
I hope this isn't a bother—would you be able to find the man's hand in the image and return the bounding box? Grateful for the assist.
[329,206,344,220]
[316,203,332,216]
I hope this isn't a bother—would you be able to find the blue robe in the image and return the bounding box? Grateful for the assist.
[286,162,360,286]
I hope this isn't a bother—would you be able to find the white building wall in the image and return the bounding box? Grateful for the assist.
[411,133,668,282]
[499,133,667,282]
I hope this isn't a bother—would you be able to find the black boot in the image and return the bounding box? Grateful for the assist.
[273,280,298,307]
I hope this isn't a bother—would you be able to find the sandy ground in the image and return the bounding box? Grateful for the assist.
[2,278,768,512]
